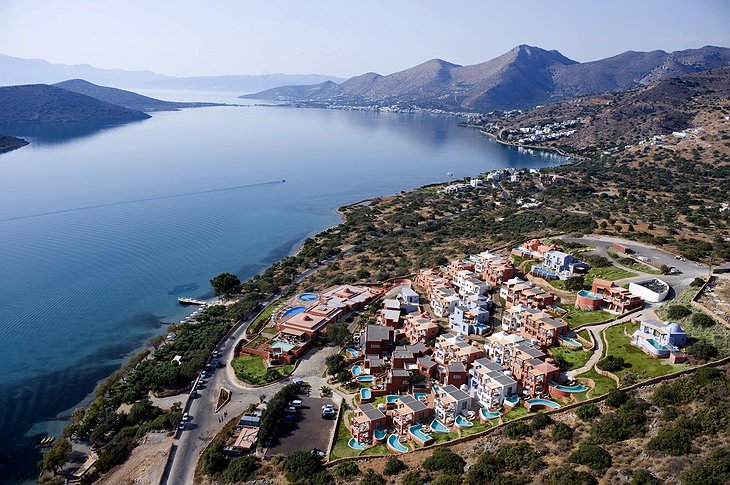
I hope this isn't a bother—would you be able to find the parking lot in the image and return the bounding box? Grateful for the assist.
[264,396,339,458]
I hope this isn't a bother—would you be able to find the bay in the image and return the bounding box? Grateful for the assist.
[0,97,562,482]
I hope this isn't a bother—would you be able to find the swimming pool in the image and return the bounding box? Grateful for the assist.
[560,337,582,348]
[413,392,427,402]
[553,384,588,393]
[455,415,473,427]
[298,293,318,301]
[348,438,366,450]
[645,338,668,353]
[527,398,561,410]
[505,395,520,406]
[360,388,372,400]
[351,365,362,376]
[281,306,306,318]
[356,375,374,382]
[480,409,500,420]
[271,341,295,352]
[408,424,433,445]
[386,395,400,404]
[577,289,602,300]
[346,348,359,358]
[387,434,409,453]
[430,419,449,433]
[373,428,387,441]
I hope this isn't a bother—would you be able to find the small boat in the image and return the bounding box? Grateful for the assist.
[38,436,55,447]
[446,172,453,177]
[281,179,286,183]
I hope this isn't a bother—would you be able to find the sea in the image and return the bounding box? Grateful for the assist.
[0,91,564,482]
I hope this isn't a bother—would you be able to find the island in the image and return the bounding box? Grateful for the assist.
[0,134,29,153]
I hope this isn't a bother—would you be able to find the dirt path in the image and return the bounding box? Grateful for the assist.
[97,433,173,485]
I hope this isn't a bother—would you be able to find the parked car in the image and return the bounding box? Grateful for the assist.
[285,406,298,414]
[289,400,303,408]
[182,413,190,422]
[312,448,326,457]
[321,404,335,412]
[216,361,225,368]
[178,422,186,430]
[322,409,336,419]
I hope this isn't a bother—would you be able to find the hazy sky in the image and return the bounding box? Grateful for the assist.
[1,0,728,77]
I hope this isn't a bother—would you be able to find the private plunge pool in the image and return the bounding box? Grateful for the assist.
[298,293,318,301]
[348,438,366,451]
[373,428,387,442]
[346,348,359,358]
[553,384,588,393]
[480,409,501,421]
[360,388,372,401]
[560,337,583,348]
[386,395,400,404]
[526,398,561,410]
[351,365,363,376]
[430,419,450,433]
[356,375,374,382]
[281,306,306,318]
[455,415,473,428]
[408,424,434,446]
[387,434,409,453]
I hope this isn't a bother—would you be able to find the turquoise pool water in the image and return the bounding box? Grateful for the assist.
[532,266,558,279]
[527,398,561,409]
[560,337,582,347]
[645,338,668,353]
[549,305,567,314]
[455,415,473,427]
[357,375,374,382]
[373,428,387,440]
[348,438,366,450]
[386,395,400,404]
[430,419,449,433]
[409,424,432,443]
[351,365,362,376]
[360,388,372,400]
[505,395,520,406]
[577,289,602,300]
[271,341,295,352]
[346,348,359,358]
[480,409,500,420]
[553,384,588,393]
[413,392,427,401]
[281,306,306,317]
[387,434,409,453]
[298,293,317,301]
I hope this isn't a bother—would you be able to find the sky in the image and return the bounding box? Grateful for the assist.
[1,0,729,78]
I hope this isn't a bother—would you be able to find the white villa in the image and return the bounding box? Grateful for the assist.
[631,320,687,359]
[468,358,517,410]
[434,384,472,423]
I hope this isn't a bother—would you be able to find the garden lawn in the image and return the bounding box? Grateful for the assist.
[576,368,616,399]
[501,405,530,422]
[362,443,392,456]
[602,323,683,379]
[550,346,593,371]
[562,304,613,328]
[460,419,495,437]
[231,355,293,385]
[584,266,638,285]
[330,411,358,459]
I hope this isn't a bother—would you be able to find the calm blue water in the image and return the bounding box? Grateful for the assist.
[0,99,562,482]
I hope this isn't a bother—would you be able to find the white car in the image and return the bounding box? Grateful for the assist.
[182,413,190,422]
[289,400,303,408]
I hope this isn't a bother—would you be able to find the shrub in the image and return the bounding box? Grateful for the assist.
[200,441,227,475]
[548,466,598,485]
[503,420,532,439]
[531,413,553,431]
[431,474,462,485]
[597,355,624,372]
[630,469,660,485]
[691,312,715,328]
[334,461,360,479]
[283,450,328,484]
[423,448,465,475]
[681,446,730,485]
[570,443,613,470]
[690,277,706,287]
[383,458,407,476]
[401,470,424,485]
[552,422,574,441]
[466,452,506,485]
[591,399,649,443]
[576,403,601,421]
[687,341,718,362]
[359,469,385,485]
[498,442,537,470]
[605,388,629,408]
[221,456,257,483]
[648,420,694,456]
[564,276,585,291]
[666,305,692,320]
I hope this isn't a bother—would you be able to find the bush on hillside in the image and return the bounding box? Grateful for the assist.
[665,305,692,320]
[383,458,407,476]
[422,448,466,475]
[503,420,532,439]
[597,355,624,372]
[605,388,629,408]
[691,312,715,328]
[569,443,613,470]
[548,466,598,485]
[552,422,574,441]
[531,412,554,430]
[576,403,601,421]
[334,461,359,479]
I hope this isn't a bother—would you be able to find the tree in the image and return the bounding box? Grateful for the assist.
[503,420,532,438]
[552,422,574,441]
[359,469,385,485]
[597,355,624,372]
[630,469,660,485]
[466,452,505,484]
[688,340,718,362]
[570,443,613,470]
[690,277,706,287]
[324,354,345,376]
[383,458,407,476]
[221,456,257,483]
[691,312,715,328]
[530,412,553,430]
[325,323,351,347]
[564,276,585,291]
[210,272,242,299]
[201,441,227,475]
[659,264,670,275]
[283,450,328,484]
[39,438,71,473]
[334,461,360,479]
[576,403,601,421]
[548,466,598,485]
[666,305,692,320]
[605,388,629,408]
[422,448,466,475]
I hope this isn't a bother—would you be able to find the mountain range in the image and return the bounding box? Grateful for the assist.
[242,45,730,112]
[0,53,345,93]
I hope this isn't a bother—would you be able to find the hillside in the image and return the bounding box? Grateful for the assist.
[242,45,730,112]
[53,79,220,112]
[0,134,29,153]
[0,84,151,123]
